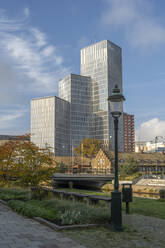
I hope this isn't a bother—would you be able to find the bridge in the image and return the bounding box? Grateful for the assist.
[52,173,114,190]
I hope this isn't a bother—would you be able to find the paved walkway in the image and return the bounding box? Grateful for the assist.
[0,203,86,248]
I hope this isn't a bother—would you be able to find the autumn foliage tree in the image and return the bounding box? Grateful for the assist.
[0,140,19,184]
[0,137,56,187]
[74,138,102,159]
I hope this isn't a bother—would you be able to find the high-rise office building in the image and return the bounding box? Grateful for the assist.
[80,40,124,151]
[31,40,125,155]
[123,113,135,152]
[31,96,70,156]
[59,74,92,149]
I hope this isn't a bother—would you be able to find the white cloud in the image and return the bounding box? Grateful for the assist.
[131,20,165,47]
[0,9,70,94]
[136,118,165,141]
[30,28,47,47]
[101,0,165,47]
[0,8,71,134]
[102,0,138,27]
[0,108,27,130]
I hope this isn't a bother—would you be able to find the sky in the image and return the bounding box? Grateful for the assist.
[0,0,165,142]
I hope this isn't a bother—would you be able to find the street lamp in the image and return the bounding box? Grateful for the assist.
[108,84,125,231]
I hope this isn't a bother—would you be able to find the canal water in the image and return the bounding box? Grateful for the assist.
[103,190,160,199]
[133,192,159,199]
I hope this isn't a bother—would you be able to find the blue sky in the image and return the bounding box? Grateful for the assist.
[0,0,165,141]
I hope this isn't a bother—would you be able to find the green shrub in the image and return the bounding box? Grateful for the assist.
[0,188,29,195]
[8,200,56,220]
[58,210,81,225]
[0,188,31,201]
[38,199,110,224]
[8,198,110,225]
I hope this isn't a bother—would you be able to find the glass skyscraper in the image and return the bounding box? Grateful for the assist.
[31,96,70,156]
[59,74,92,149]
[31,40,124,155]
[80,40,123,151]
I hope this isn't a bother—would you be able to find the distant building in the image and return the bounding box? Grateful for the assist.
[135,141,165,153]
[123,113,135,152]
[31,96,71,156]
[80,40,124,151]
[0,134,29,146]
[135,141,147,153]
[59,74,92,149]
[146,141,165,153]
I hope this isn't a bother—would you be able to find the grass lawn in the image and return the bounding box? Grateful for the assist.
[124,197,165,219]
[57,187,110,196]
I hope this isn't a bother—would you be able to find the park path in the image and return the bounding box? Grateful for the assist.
[0,203,86,248]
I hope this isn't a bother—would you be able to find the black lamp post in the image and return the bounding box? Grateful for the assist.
[108,84,125,231]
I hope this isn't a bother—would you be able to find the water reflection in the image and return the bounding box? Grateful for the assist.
[133,192,159,199]
[104,190,160,199]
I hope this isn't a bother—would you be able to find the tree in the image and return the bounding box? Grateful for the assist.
[55,162,68,173]
[119,157,139,177]
[74,138,102,159]
[16,141,56,187]
[0,138,56,187]
[0,140,21,184]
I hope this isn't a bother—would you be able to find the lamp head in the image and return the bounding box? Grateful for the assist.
[108,85,125,118]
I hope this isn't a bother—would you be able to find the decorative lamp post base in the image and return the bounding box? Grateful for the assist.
[110,191,122,231]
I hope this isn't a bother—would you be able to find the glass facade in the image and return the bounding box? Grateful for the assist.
[59,74,92,149]
[31,96,70,156]
[81,40,124,151]
[31,97,55,152]
[54,97,71,156]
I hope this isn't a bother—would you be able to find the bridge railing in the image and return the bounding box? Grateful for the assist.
[71,168,111,175]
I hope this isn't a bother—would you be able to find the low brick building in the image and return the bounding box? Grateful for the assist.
[91,149,112,174]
